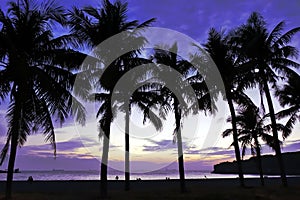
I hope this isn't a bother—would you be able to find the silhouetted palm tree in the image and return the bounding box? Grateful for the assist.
[276,72,300,135]
[152,43,211,192]
[223,105,280,186]
[152,44,187,193]
[234,12,300,186]
[203,28,245,187]
[69,0,155,197]
[0,0,86,198]
[114,80,164,190]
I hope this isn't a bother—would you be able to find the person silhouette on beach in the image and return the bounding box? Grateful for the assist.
[27,176,33,183]
[115,176,119,180]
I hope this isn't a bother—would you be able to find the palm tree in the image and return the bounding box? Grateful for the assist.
[113,80,164,190]
[203,28,245,187]
[0,0,86,198]
[68,0,155,197]
[234,12,300,186]
[276,72,300,135]
[151,43,211,193]
[223,105,279,186]
[152,44,187,193]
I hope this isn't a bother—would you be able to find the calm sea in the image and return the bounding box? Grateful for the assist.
[0,170,263,181]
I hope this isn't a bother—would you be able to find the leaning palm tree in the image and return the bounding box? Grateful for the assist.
[275,72,300,135]
[234,12,300,186]
[203,28,246,187]
[0,0,86,198]
[223,105,279,186]
[69,0,155,197]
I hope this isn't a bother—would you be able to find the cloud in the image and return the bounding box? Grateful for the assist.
[12,139,91,160]
[143,140,176,152]
[141,139,237,165]
[184,146,236,162]
[13,155,100,171]
[21,140,83,153]
[283,140,300,152]
[125,0,300,45]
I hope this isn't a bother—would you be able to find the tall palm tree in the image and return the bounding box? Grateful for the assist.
[69,0,155,197]
[152,43,211,193]
[0,0,86,198]
[152,44,187,193]
[223,105,281,186]
[203,28,245,187]
[234,12,300,186]
[276,72,300,134]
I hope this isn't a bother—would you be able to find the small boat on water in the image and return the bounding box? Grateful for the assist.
[52,169,65,172]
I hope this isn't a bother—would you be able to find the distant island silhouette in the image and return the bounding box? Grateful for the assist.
[0,169,20,173]
[213,151,300,175]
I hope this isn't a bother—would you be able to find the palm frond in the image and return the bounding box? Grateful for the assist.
[222,129,233,138]
[282,113,298,140]
[0,134,11,165]
[267,21,285,46]
[274,27,300,46]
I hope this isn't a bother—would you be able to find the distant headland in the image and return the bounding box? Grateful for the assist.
[213,151,300,175]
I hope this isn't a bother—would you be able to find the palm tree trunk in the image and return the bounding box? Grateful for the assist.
[262,78,288,187]
[254,135,264,186]
[125,106,130,191]
[174,99,186,193]
[100,98,113,199]
[5,130,18,199]
[227,93,245,187]
[6,94,22,200]
[100,124,110,199]
[177,128,186,193]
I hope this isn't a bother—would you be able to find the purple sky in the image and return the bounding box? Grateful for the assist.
[0,0,300,172]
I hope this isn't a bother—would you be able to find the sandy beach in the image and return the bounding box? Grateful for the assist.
[1,177,300,199]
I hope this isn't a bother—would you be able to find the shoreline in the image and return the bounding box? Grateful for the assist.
[1,177,300,193]
[1,178,300,199]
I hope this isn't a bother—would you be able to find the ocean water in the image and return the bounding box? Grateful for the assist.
[0,170,263,181]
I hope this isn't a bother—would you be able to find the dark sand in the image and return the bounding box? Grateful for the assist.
[1,177,300,199]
